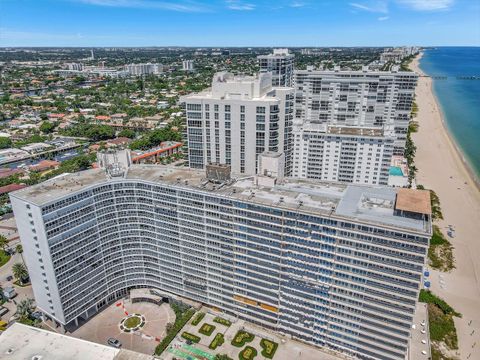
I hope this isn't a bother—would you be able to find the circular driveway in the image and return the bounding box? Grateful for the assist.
[71,301,175,354]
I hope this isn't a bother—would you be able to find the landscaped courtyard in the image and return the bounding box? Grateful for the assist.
[161,309,341,360]
[164,312,279,360]
[70,301,175,354]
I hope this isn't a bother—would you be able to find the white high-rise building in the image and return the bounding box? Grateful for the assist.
[10,163,432,360]
[292,123,394,185]
[182,60,195,71]
[258,49,295,87]
[294,66,418,155]
[182,72,294,175]
[125,63,163,76]
[66,63,84,71]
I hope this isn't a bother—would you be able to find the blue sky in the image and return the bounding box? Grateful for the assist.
[0,0,479,47]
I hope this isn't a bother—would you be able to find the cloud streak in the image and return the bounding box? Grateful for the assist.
[289,1,306,8]
[349,1,388,13]
[396,0,454,11]
[75,0,210,12]
[225,0,255,11]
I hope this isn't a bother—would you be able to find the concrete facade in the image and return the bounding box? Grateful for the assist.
[294,67,418,155]
[292,124,394,185]
[258,48,295,87]
[182,72,294,176]
[10,165,431,360]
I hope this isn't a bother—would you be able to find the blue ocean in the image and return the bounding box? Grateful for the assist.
[419,47,480,179]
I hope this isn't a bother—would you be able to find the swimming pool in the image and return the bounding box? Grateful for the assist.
[389,166,404,176]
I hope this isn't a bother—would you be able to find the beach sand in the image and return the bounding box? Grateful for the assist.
[410,53,480,359]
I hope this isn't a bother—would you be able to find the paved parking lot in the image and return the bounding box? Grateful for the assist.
[71,300,175,354]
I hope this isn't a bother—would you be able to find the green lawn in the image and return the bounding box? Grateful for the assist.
[209,333,225,350]
[419,290,460,351]
[0,250,10,267]
[192,312,205,326]
[199,323,216,336]
[239,346,258,360]
[213,317,232,327]
[181,331,201,343]
[231,330,255,347]
[260,339,278,359]
[124,316,141,329]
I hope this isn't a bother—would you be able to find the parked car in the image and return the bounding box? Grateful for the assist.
[31,311,43,320]
[0,306,8,317]
[107,338,122,348]
[2,287,16,300]
[0,320,7,331]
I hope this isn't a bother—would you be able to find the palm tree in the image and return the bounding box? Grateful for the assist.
[15,298,34,322]
[16,244,24,264]
[12,262,28,284]
[0,235,8,252]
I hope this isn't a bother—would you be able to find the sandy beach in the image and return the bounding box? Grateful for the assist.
[410,53,480,359]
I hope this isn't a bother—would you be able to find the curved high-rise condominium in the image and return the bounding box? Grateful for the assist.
[11,165,431,360]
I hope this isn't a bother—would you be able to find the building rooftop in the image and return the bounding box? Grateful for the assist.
[180,72,288,101]
[395,188,432,215]
[0,323,156,360]
[10,165,431,234]
[327,125,385,137]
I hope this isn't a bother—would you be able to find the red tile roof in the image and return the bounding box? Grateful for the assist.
[0,183,27,195]
[0,168,25,179]
[29,160,60,172]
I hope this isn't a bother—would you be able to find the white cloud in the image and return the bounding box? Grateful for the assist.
[378,16,389,20]
[225,0,255,11]
[75,0,209,12]
[396,0,454,11]
[349,1,388,13]
[290,1,306,8]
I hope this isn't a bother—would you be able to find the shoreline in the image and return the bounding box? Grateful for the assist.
[411,52,480,192]
[410,51,480,360]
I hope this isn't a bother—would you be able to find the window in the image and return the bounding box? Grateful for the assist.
[256,106,266,114]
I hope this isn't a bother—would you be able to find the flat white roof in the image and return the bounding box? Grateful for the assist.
[11,165,431,234]
[0,323,155,360]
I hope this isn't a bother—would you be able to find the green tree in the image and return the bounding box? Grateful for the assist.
[12,262,28,283]
[0,235,8,251]
[39,121,56,134]
[16,244,24,264]
[118,128,136,139]
[15,298,34,322]
[0,137,12,149]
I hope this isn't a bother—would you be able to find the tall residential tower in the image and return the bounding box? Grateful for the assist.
[258,49,295,87]
[294,66,418,155]
[182,72,294,176]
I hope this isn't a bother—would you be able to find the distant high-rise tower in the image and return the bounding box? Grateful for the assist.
[182,60,194,71]
[258,49,294,87]
[90,49,94,60]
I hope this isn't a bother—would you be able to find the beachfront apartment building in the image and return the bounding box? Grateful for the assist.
[294,66,418,155]
[181,72,294,176]
[292,123,394,185]
[258,49,295,87]
[10,162,432,360]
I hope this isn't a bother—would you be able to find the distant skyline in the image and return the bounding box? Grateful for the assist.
[0,0,479,47]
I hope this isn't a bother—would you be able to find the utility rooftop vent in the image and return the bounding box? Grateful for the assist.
[206,163,231,183]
